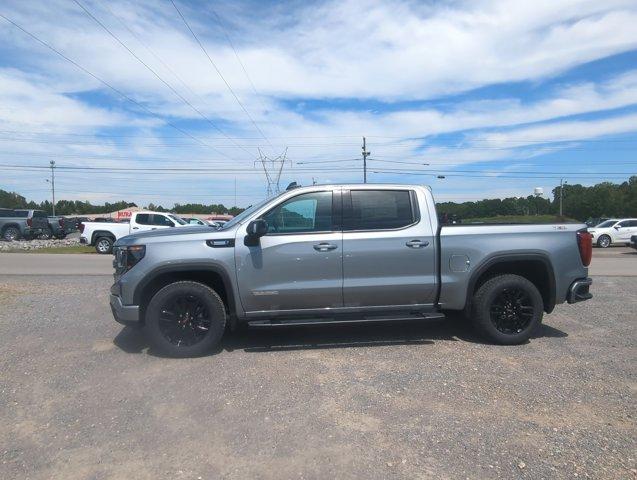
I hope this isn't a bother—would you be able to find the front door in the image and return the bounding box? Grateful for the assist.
[235,190,343,314]
[342,189,437,308]
[616,220,637,242]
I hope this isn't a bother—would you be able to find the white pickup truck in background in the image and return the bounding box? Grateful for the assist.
[80,211,192,253]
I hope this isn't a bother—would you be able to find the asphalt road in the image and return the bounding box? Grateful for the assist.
[0,274,635,479]
[0,246,635,276]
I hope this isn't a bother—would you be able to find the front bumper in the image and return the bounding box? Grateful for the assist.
[567,277,593,304]
[109,294,140,326]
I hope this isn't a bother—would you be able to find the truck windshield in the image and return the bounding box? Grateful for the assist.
[220,194,282,230]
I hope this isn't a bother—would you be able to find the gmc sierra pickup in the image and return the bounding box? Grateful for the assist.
[109,184,593,357]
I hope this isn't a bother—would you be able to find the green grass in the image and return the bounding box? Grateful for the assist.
[463,214,578,224]
[1,245,96,254]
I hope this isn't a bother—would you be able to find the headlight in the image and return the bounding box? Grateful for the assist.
[114,245,145,274]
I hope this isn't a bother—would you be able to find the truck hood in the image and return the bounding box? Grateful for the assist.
[114,225,233,246]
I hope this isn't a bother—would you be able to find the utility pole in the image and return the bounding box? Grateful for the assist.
[50,160,56,216]
[361,137,370,183]
[559,178,566,216]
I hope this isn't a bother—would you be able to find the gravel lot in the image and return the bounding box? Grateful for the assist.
[0,275,635,480]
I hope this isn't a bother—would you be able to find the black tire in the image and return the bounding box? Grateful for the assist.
[2,226,20,241]
[597,235,611,248]
[144,281,226,357]
[94,236,113,254]
[471,274,543,345]
[39,228,52,240]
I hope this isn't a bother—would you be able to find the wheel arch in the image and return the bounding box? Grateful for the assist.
[91,230,116,244]
[133,263,237,327]
[465,253,556,314]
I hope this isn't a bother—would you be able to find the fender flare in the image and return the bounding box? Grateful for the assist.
[91,230,116,245]
[132,262,238,319]
[464,252,556,314]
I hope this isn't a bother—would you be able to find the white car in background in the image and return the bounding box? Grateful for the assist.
[588,218,637,248]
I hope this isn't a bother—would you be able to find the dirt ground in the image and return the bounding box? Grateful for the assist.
[0,274,635,479]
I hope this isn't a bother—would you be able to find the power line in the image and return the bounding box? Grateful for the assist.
[0,12,227,156]
[71,0,252,159]
[170,0,276,153]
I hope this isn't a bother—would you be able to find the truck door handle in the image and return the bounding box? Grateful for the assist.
[406,239,429,248]
[132,227,139,230]
[313,243,337,252]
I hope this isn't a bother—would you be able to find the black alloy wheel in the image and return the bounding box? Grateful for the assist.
[489,287,535,334]
[145,281,226,357]
[158,293,211,347]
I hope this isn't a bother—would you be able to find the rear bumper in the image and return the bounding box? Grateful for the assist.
[109,294,140,326]
[567,277,593,304]
[80,236,88,245]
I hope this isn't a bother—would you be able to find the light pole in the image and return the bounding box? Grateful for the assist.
[559,178,567,217]
[49,160,56,216]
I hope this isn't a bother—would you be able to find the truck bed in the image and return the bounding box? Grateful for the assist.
[438,223,588,310]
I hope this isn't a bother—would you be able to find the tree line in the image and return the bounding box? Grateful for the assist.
[437,176,636,221]
[1,176,635,220]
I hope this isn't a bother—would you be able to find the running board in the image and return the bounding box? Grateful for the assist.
[247,312,445,328]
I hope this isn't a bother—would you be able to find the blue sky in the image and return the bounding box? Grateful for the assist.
[0,0,636,208]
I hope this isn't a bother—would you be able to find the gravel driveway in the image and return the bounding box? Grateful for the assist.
[0,275,635,479]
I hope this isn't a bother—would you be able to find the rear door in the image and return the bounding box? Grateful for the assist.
[342,188,437,308]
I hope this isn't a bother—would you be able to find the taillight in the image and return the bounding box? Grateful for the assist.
[27,218,32,227]
[79,223,85,233]
[577,230,592,266]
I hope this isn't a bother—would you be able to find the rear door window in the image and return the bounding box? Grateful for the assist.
[345,190,416,230]
[14,210,28,218]
[135,214,152,225]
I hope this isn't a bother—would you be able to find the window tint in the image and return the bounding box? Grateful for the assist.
[14,210,28,218]
[629,220,637,227]
[347,190,415,230]
[33,210,47,217]
[152,214,174,226]
[262,191,332,233]
[0,209,14,217]
[136,214,151,225]
[617,220,631,227]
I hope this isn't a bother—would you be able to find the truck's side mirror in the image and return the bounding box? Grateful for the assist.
[244,219,268,246]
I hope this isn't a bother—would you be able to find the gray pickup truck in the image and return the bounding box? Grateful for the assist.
[110,184,593,357]
[0,208,49,241]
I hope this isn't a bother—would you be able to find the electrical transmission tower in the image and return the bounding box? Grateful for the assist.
[258,147,289,196]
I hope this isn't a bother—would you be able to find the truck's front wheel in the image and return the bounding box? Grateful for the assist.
[144,281,227,357]
[471,274,543,345]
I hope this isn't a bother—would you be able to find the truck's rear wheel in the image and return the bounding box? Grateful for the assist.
[95,236,113,254]
[2,226,20,241]
[471,274,543,345]
[144,281,226,357]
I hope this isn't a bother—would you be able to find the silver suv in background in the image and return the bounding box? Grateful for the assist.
[109,184,593,357]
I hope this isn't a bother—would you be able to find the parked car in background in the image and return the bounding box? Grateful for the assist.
[109,183,593,357]
[208,220,227,229]
[182,217,208,226]
[585,217,609,227]
[63,217,88,234]
[44,216,66,239]
[588,218,637,247]
[630,235,637,251]
[0,208,49,241]
[80,211,190,254]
